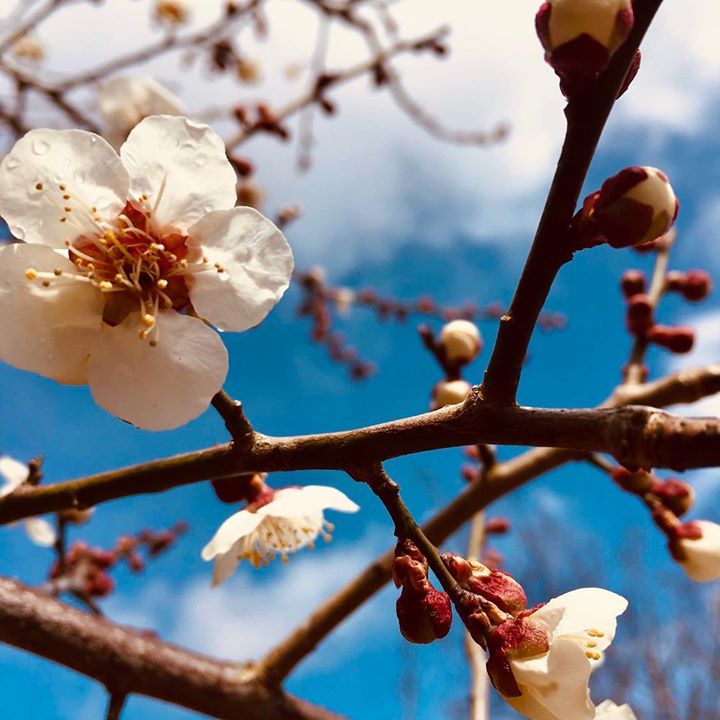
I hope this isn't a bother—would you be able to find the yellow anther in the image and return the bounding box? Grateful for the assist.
[586,641,598,648]
[149,339,158,347]
[62,194,70,200]
[142,313,155,328]
[585,651,601,661]
[35,182,43,190]
[586,629,605,638]
[64,206,72,212]
[99,281,113,291]
[156,279,168,289]
[59,184,66,191]
[202,256,209,264]
[41,280,50,287]
[53,268,63,276]
[25,268,39,281]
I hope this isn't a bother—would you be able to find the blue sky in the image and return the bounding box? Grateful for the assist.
[1,1,720,718]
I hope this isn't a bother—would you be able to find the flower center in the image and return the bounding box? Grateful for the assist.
[24,181,223,345]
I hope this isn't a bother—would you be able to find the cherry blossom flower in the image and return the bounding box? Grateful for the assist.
[595,700,637,719]
[0,115,293,430]
[99,77,183,149]
[201,485,360,586]
[493,587,628,720]
[0,455,56,547]
[673,520,720,582]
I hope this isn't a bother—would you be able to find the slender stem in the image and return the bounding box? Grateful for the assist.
[481,0,666,404]
[105,692,126,720]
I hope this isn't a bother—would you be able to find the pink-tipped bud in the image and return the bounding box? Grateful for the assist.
[620,270,646,298]
[670,520,720,582]
[625,293,653,335]
[439,319,483,364]
[584,167,679,249]
[485,517,512,535]
[396,584,452,644]
[646,325,695,354]
[431,379,472,409]
[536,0,634,98]
[652,478,696,517]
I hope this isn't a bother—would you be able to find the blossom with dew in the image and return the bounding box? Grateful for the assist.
[201,484,359,586]
[672,520,720,582]
[488,587,628,720]
[595,700,637,719]
[439,319,482,364]
[99,77,183,149]
[536,0,634,96]
[0,115,293,430]
[0,455,56,547]
[431,379,472,409]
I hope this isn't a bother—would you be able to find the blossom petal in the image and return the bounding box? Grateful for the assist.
[211,539,243,587]
[0,455,29,497]
[24,516,57,547]
[87,310,228,430]
[187,207,293,332]
[678,520,720,581]
[99,76,184,140]
[261,485,359,517]
[0,243,104,384]
[533,588,627,647]
[201,510,263,559]
[595,700,637,719]
[120,116,236,234]
[511,639,595,720]
[504,687,565,720]
[0,128,128,247]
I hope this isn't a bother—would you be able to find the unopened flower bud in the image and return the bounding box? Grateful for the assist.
[646,325,695,354]
[625,294,653,335]
[486,615,551,697]
[59,507,94,525]
[439,320,482,364]
[87,569,115,597]
[536,0,634,98]
[620,270,646,298]
[396,584,452,644]
[670,520,720,582]
[393,539,428,589]
[652,478,695,517]
[485,517,512,535]
[431,379,472,409]
[611,466,654,494]
[666,270,712,302]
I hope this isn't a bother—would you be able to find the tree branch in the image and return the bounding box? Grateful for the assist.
[0,578,343,720]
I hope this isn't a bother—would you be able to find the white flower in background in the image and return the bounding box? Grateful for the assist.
[201,485,360,586]
[439,319,482,363]
[674,520,720,582]
[0,115,293,430]
[595,700,637,719]
[503,588,628,720]
[99,77,183,149]
[0,455,56,547]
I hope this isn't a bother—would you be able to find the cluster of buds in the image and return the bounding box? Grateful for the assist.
[619,263,709,355]
[536,0,636,98]
[48,523,188,599]
[574,166,679,250]
[392,539,452,644]
[233,103,291,141]
[611,467,720,581]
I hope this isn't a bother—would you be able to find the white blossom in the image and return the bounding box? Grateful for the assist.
[0,455,56,547]
[0,115,293,430]
[201,485,359,586]
[595,700,637,719]
[676,520,720,582]
[99,77,183,149]
[504,588,628,720]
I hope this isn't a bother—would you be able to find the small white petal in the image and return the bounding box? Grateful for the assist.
[535,588,628,644]
[187,207,293,332]
[121,116,236,234]
[510,639,595,720]
[201,510,263,560]
[87,310,228,430]
[211,539,243,587]
[595,700,637,719]
[0,128,128,247]
[24,516,57,547]
[677,520,720,582]
[261,485,359,517]
[0,243,104,385]
[0,455,30,497]
[99,76,184,140]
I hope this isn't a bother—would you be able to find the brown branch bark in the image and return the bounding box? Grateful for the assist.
[0,578,343,720]
[2,369,720,524]
[481,0,665,404]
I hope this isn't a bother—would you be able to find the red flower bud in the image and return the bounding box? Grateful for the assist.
[485,517,512,535]
[646,325,695,354]
[396,584,452,644]
[625,293,653,335]
[611,467,654,494]
[620,270,646,298]
[652,478,695,517]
